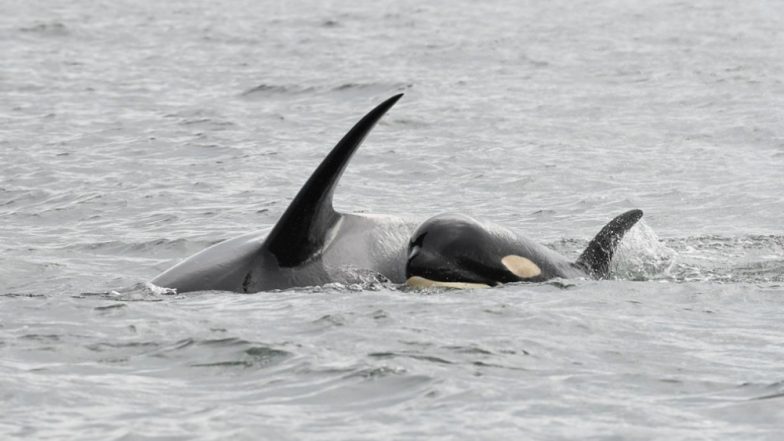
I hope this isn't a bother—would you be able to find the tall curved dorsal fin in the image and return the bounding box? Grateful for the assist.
[575,209,643,278]
[263,94,404,267]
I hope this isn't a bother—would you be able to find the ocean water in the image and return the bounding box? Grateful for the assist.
[2,0,784,439]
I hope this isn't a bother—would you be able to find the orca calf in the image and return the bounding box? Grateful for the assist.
[151,94,642,293]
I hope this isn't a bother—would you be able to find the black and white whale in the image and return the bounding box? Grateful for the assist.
[151,94,642,293]
[405,210,641,289]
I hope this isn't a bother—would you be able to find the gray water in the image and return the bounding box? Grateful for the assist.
[2,0,784,439]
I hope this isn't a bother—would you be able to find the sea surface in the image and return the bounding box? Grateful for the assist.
[2,0,784,439]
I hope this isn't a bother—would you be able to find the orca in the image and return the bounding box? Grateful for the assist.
[151,94,642,293]
[405,210,642,288]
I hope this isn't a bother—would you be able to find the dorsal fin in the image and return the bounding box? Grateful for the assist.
[263,94,403,267]
[575,209,643,278]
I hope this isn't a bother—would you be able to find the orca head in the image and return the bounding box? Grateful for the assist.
[405,214,544,289]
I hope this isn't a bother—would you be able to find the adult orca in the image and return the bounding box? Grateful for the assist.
[151,94,642,293]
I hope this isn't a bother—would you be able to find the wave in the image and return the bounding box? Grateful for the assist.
[19,22,69,37]
[610,223,784,284]
[240,81,412,99]
[240,83,316,97]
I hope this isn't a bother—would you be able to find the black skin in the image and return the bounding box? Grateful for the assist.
[406,209,644,286]
[406,219,524,285]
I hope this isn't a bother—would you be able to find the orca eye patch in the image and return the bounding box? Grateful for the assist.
[501,255,542,279]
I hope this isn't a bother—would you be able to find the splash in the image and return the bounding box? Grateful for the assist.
[99,282,178,301]
[609,220,677,281]
[610,224,784,284]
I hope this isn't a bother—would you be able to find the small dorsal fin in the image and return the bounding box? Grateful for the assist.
[575,209,643,278]
[263,94,403,267]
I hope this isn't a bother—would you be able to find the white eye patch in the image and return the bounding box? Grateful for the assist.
[501,255,542,279]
